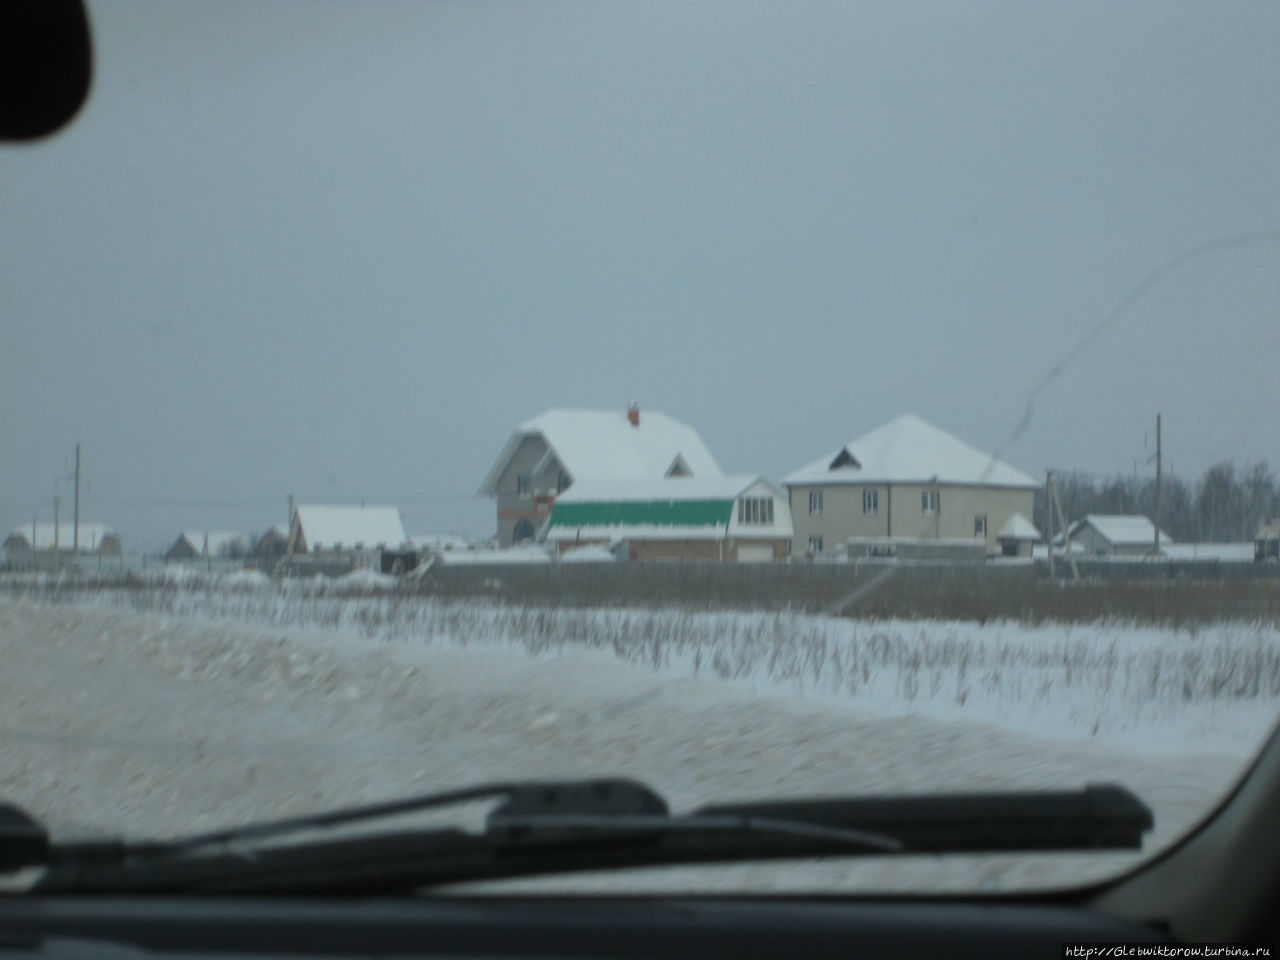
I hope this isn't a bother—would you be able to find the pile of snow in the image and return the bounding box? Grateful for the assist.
[332,569,399,591]
[217,569,271,589]
[559,545,618,563]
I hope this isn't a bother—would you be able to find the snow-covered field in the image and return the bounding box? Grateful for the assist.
[2,575,1277,893]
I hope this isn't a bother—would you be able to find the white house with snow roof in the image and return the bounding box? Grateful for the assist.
[543,475,793,562]
[479,405,723,546]
[287,505,407,554]
[783,414,1039,557]
[1065,515,1171,558]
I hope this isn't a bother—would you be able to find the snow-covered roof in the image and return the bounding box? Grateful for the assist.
[479,408,723,495]
[1069,515,1173,547]
[554,474,782,504]
[783,414,1037,489]
[291,505,407,551]
[996,513,1041,541]
[174,530,249,556]
[5,522,115,551]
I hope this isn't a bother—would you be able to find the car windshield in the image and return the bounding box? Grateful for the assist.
[3,0,1280,895]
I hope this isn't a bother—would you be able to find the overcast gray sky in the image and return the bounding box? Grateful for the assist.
[3,0,1279,549]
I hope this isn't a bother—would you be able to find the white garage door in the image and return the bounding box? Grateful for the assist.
[736,545,773,563]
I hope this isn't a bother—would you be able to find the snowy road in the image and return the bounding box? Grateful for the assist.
[0,597,1267,893]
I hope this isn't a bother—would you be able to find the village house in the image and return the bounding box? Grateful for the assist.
[479,405,723,547]
[286,505,407,554]
[1065,515,1172,557]
[784,414,1038,557]
[543,475,793,562]
[4,522,121,568]
[164,530,250,562]
[253,525,290,560]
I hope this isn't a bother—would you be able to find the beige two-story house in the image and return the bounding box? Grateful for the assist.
[783,414,1038,557]
[479,405,723,546]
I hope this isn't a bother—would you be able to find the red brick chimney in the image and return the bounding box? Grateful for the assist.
[627,402,640,427]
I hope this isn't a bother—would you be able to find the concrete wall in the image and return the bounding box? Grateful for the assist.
[555,537,789,562]
[787,483,1035,556]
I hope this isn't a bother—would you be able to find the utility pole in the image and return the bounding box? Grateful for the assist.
[1046,470,1055,579]
[73,442,81,551]
[1153,413,1162,555]
[54,496,60,550]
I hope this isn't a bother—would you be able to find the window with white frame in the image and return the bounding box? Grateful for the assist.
[974,514,987,537]
[738,496,774,525]
[516,471,531,497]
[862,488,879,514]
[808,535,823,554]
[809,490,822,516]
[922,489,940,514]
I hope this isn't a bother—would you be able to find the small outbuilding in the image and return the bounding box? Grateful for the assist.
[995,513,1041,557]
[1066,515,1172,557]
[287,505,407,554]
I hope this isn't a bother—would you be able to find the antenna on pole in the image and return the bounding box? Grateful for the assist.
[1046,470,1055,580]
[1153,413,1162,556]
[73,442,81,551]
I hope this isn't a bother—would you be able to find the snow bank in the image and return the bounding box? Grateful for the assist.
[332,569,399,591]
[3,583,1277,760]
[0,598,1258,894]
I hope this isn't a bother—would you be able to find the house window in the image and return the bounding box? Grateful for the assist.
[862,489,879,514]
[808,536,823,554]
[556,471,571,493]
[738,497,774,525]
[516,471,531,497]
[809,490,823,516]
[974,514,987,537]
[922,490,940,515]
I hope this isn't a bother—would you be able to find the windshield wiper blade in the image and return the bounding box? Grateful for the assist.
[29,779,1152,895]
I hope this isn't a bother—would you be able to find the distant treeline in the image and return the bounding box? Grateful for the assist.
[1033,461,1280,543]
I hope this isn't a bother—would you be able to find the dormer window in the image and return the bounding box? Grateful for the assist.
[665,454,692,478]
[829,447,861,470]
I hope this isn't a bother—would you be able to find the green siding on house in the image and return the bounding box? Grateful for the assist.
[547,499,733,529]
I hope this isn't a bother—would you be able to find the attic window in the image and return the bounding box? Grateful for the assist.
[665,455,692,478]
[829,447,860,471]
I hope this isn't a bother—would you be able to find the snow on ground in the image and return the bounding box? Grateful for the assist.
[1,588,1275,893]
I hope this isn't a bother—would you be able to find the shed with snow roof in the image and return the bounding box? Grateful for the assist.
[1066,515,1172,557]
[543,475,792,562]
[996,513,1041,557]
[479,405,724,547]
[287,505,407,554]
[783,414,1038,558]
